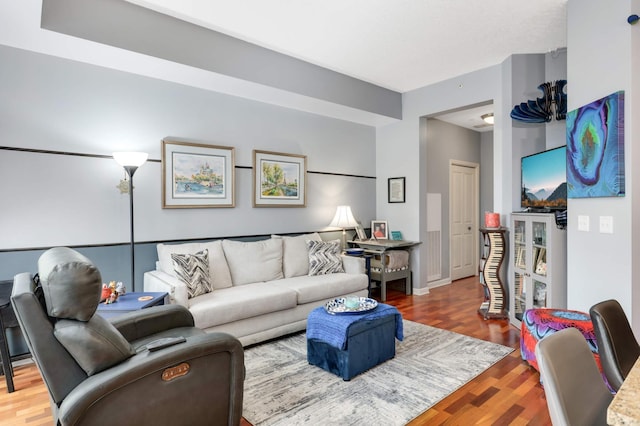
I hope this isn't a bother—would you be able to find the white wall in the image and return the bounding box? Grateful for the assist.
[376,51,567,294]
[376,65,501,292]
[566,0,640,332]
[0,45,376,252]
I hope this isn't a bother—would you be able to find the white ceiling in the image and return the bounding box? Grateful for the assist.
[125,0,568,93]
[436,104,495,133]
[0,1,567,129]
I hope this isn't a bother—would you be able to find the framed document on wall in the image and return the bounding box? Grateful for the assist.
[388,177,405,203]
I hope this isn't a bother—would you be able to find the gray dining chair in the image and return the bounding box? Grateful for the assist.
[536,327,612,426]
[590,299,640,392]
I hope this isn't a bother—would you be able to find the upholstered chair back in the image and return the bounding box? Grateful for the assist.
[12,247,135,404]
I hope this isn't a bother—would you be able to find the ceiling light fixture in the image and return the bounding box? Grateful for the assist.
[481,113,494,125]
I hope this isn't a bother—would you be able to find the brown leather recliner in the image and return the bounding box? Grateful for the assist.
[11,247,244,426]
[589,299,640,392]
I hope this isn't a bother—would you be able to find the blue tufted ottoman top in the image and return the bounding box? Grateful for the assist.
[307,303,403,350]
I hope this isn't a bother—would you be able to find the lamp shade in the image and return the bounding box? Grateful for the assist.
[329,206,359,228]
[113,152,148,167]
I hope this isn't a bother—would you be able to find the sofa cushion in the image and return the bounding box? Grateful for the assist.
[171,250,213,299]
[157,241,232,289]
[272,233,322,278]
[307,240,344,276]
[271,273,368,304]
[222,239,283,285]
[188,282,297,329]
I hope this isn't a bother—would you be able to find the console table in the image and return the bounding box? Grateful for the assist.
[348,240,421,301]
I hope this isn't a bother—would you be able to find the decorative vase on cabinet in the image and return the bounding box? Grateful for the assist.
[510,213,567,327]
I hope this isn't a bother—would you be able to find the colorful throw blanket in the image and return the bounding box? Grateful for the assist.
[307,303,403,350]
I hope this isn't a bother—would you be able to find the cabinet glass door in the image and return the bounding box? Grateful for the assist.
[514,272,526,321]
[532,220,547,277]
[533,280,547,308]
[514,220,526,270]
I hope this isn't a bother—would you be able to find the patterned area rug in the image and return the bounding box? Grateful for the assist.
[242,320,513,425]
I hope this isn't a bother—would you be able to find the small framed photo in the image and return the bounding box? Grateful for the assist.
[162,139,235,208]
[390,231,403,241]
[388,177,406,203]
[253,150,307,207]
[355,223,367,240]
[371,220,388,239]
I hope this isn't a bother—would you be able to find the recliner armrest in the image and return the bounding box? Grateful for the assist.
[110,304,195,342]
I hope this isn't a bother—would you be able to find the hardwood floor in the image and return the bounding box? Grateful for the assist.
[0,276,551,425]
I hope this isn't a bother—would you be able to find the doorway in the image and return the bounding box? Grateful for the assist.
[450,161,479,281]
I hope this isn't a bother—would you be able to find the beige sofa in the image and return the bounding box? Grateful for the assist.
[143,233,369,346]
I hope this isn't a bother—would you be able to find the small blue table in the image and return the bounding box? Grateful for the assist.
[96,292,168,319]
[306,303,403,380]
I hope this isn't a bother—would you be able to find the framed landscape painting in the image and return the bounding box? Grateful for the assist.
[162,139,235,208]
[253,150,307,207]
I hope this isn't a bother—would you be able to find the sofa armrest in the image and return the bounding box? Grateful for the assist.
[144,270,189,307]
[341,255,365,275]
[110,305,195,342]
[58,332,245,426]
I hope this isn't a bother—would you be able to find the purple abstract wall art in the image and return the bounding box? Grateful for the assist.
[566,91,625,198]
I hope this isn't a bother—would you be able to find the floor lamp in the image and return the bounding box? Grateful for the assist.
[329,206,359,251]
[113,152,148,292]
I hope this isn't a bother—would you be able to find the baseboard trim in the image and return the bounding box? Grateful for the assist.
[426,278,452,289]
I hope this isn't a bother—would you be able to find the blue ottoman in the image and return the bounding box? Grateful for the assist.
[306,303,403,381]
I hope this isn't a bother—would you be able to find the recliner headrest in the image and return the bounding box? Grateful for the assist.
[38,247,102,321]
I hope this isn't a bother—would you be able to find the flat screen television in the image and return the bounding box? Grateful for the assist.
[521,146,567,211]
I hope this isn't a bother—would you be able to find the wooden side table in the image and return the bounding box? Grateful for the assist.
[348,240,421,302]
[0,279,31,393]
[0,297,15,393]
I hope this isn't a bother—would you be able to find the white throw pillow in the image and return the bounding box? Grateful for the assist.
[222,239,284,285]
[307,240,344,276]
[200,241,233,289]
[171,249,213,299]
[272,233,322,278]
[157,241,232,289]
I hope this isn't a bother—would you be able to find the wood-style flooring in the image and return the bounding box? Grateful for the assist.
[0,276,551,425]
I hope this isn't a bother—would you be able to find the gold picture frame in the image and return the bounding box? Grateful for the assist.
[253,150,307,207]
[162,139,235,208]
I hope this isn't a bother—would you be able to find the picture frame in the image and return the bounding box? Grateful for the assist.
[371,220,388,239]
[355,223,367,240]
[162,139,235,208]
[388,177,406,203]
[390,231,403,241]
[253,150,307,207]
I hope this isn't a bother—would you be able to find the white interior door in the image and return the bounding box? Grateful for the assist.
[450,162,479,281]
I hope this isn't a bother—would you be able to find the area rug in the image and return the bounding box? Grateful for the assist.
[242,320,513,425]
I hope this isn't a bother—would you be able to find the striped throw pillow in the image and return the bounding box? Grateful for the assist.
[171,249,212,298]
[307,240,344,276]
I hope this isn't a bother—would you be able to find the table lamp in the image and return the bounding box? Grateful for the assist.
[329,205,359,250]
